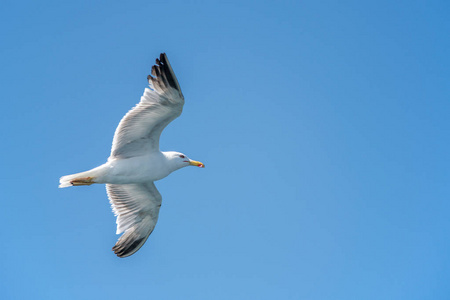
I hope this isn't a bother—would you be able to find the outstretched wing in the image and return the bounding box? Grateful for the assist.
[110,53,184,159]
[106,182,162,258]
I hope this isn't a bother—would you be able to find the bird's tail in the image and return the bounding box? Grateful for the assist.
[59,169,98,188]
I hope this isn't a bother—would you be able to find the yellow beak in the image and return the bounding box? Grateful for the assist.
[189,160,205,168]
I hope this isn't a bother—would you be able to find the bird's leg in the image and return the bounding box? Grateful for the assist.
[70,177,95,186]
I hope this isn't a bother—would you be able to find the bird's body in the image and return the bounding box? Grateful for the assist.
[59,53,204,257]
[61,152,183,186]
[104,152,180,183]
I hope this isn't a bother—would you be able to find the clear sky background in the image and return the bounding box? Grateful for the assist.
[1,0,449,299]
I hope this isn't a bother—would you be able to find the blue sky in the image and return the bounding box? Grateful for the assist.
[1,0,449,299]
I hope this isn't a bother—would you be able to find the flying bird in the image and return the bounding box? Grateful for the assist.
[59,53,204,257]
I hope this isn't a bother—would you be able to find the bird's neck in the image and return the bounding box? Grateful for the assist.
[162,151,185,173]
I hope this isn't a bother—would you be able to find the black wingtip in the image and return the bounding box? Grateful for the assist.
[147,53,182,95]
[112,236,146,258]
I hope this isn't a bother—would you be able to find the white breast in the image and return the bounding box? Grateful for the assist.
[99,153,172,184]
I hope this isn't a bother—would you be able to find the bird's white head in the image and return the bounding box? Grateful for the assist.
[164,151,205,171]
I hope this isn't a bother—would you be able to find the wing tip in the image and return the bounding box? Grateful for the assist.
[112,232,148,258]
[147,53,182,96]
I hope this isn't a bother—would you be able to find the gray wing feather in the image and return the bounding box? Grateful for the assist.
[106,182,162,258]
[110,53,184,159]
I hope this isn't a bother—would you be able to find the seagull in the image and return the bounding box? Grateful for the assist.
[59,53,204,258]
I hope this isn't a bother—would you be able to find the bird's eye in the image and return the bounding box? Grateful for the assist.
[179,155,185,159]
